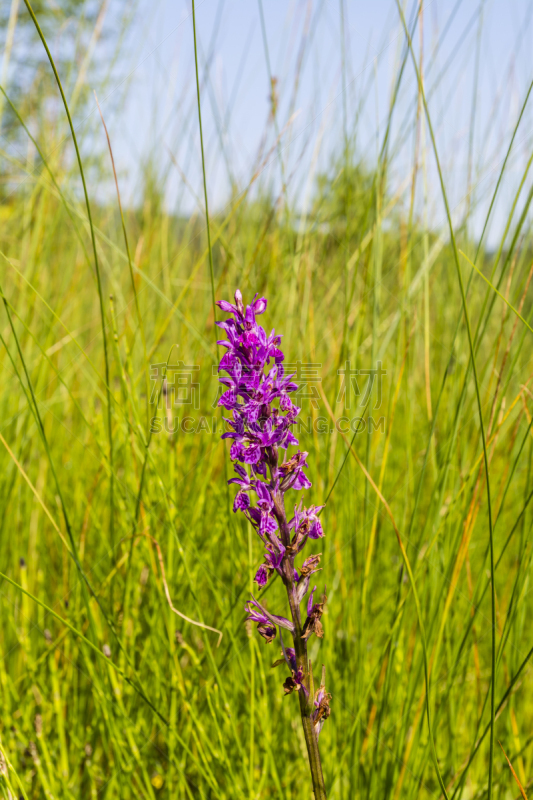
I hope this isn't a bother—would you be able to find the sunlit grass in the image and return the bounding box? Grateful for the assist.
[0,2,533,798]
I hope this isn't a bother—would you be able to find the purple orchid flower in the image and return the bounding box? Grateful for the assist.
[254,548,284,588]
[228,464,255,511]
[217,290,330,795]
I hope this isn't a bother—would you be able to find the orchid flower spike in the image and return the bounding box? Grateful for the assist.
[217,290,330,796]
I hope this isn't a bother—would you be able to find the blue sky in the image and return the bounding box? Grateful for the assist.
[97,0,533,240]
[5,0,533,242]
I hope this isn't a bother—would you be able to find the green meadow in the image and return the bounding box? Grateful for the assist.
[0,1,533,798]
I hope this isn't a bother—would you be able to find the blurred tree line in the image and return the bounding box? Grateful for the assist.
[0,0,134,196]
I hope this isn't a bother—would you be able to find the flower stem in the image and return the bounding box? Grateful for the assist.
[289,589,327,799]
[276,478,327,799]
[299,699,327,800]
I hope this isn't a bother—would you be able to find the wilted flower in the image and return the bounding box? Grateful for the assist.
[312,682,332,737]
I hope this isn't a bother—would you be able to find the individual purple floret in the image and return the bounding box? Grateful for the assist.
[217,289,330,796]
[244,597,293,642]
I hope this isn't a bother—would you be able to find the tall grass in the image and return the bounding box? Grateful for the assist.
[0,1,533,798]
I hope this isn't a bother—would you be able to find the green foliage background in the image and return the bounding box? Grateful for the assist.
[0,1,533,798]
